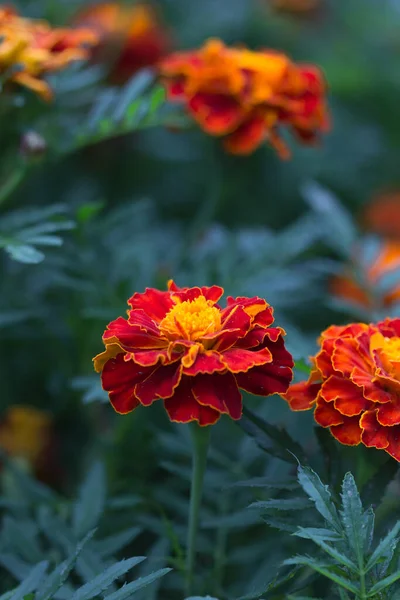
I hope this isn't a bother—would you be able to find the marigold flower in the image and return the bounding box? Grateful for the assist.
[284,319,400,461]
[0,405,52,467]
[363,192,400,240]
[74,2,170,84]
[160,39,329,157]
[94,281,293,426]
[331,240,400,310]
[0,7,98,101]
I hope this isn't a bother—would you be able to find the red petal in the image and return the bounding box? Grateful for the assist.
[192,372,242,419]
[315,398,344,427]
[284,381,320,411]
[93,342,123,373]
[351,366,392,404]
[104,315,163,347]
[183,351,226,376]
[332,337,372,378]
[221,347,272,373]
[128,288,174,322]
[127,348,171,367]
[164,379,220,425]
[385,428,400,461]
[135,363,182,405]
[360,410,389,450]
[188,93,244,135]
[264,335,294,367]
[102,353,152,414]
[235,327,269,350]
[168,281,224,304]
[320,376,370,416]
[253,307,275,328]
[330,418,362,446]
[213,306,252,352]
[376,402,400,426]
[225,296,269,318]
[235,364,293,396]
[224,116,267,155]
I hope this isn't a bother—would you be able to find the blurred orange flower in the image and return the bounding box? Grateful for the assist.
[160,39,329,157]
[270,0,319,14]
[0,7,98,100]
[331,240,400,310]
[74,2,170,83]
[284,319,400,461]
[94,280,293,426]
[0,405,52,471]
[363,192,400,240]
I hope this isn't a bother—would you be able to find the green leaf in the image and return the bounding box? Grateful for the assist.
[9,562,49,600]
[340,473,364,561]
[4,244,44,263]
[361,507,375,554]
[73,462,106,537]
[297,465,342,533]
[367,569,400,596]
[92,527,142,558]
[283,556,358,594]
[70,557,146,600]
[249,498,313,511]
[103,568,172,600]
[240,407,306,464]
[229,477,298,490]
[36,530,95,600]
[293,528,342,542]
[294,527,358,572]
[365,521,400,572]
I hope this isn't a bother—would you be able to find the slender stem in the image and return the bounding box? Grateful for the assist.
[213,492,230,596]
[185,422,211,597]
[359,563,366,599]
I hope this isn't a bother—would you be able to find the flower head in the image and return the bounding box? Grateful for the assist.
[331,240,400,310]
[0,7,98,100]
[94,281,293,426]
[0,405,52,466]
[160,38,329,157]
[284,319,400,461]
[74,2,170,83]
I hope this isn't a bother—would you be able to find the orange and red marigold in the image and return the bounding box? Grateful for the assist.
[0,7,98,100]
[160,38,330,157]
[284,319,400,461]
[94,281,293,426]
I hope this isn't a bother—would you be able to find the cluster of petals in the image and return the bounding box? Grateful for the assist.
[331,240,400,310]
[160,38,329,157]
[284,319,400,461]
[94,281,293,426]
[0,7,98,100]
[74,2,170,84]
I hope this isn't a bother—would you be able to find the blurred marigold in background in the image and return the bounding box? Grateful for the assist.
[331,240,400,310]
[160,38,329,157]
[0,405,53,475]
[363,191,400,240]
[284,319,400,461]
[74,2,170,84]
[94,280,293,426]
[0,6,98,101]
[270,0,319,15]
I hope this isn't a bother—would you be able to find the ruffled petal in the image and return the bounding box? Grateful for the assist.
[221,347,272,373]
[188,92,244,135]
[192,372,242,419]
[319,375,370,416]
[360,410,389,450]
[183,351,227,376]
[284,381,320,411]
[93,342,124,373]
[128,287,174,321]
[102,353,152,414]
[315,398,344,427]
[376,402,400,427]
[385,427,400,461]
[330,418,362,446]
[135,362,182,405]
[235,363,292,396]
[224,116,267,155]
[164,379,221,425]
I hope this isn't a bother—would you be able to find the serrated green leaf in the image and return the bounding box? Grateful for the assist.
[367,569,400,595]
[103,568,172,600]
[340,473,364,562]
[70,557,146,600]
[293,528,341,542]
[297,466,342,533]
[283,556,358,594]
[73,462,106,537]
[249,498,312,511]
[36,530,95,600]
[112,70,154,122]
[294,527,358,572]
[361,507,375,554]
[365,521,400,572]
[9,562,49,600]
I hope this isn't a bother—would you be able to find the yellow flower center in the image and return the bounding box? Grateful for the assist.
[159,295,221,342]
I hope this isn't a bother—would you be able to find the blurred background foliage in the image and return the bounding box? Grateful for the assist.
[2,0,400,597]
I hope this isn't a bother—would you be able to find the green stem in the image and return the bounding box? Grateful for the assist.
[185,422,211,597]
[359,564,366,599]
